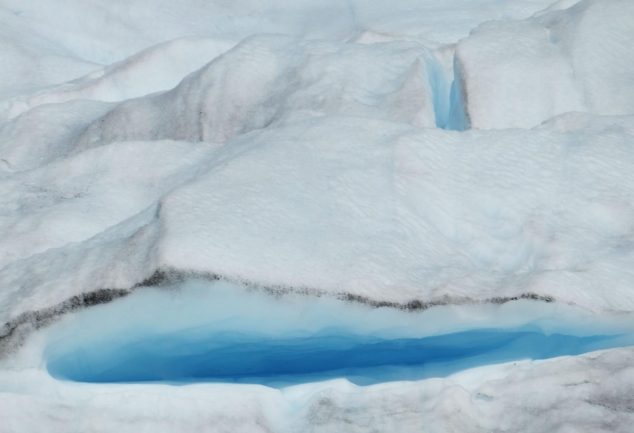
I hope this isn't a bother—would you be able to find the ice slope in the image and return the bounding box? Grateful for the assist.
[0,0,633,326]
[455,0,634,129]
[74,36,445,147]
[0,0,556,115]
[156,116,634,310]
[0,37,236,121]
[3,113,634,327]
[0,0,556,64]
[0,15,98,101]
[0,100,112,172]
[0,140,214,321]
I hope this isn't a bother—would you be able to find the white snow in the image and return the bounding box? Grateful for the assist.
[156,116,634,311]
[72,35,445,147]
[1,0,634,431]
[0,37,237,120]
[455,0,634,129]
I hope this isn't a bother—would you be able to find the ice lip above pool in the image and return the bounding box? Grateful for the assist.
[43,279,634,387]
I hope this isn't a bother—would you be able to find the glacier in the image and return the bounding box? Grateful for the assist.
[1,0,634,432]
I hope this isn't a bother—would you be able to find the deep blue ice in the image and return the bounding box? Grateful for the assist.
[46,327,625,386]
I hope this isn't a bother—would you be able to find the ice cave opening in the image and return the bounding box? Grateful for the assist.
[43,279,634,387]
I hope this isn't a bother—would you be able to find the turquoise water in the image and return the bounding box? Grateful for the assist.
[46,326,625,386]
[44,281,634,387]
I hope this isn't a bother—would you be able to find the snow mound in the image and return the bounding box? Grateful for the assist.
[0,100,112,172]
[157,115,634,310]
[0,18,98,101]
[0,38,236,120]
[4,112,634,324]
[74,35,446,148]
[0,140,213,322]
[455,0,634,129]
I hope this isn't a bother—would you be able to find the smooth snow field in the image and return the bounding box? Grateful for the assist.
[44,281,634,386]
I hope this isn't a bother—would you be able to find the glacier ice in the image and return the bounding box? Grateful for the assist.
[454,0,634,128]
[1,0,634,432]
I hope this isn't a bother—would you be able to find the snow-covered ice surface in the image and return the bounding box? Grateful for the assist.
[455,0,634,129]
[2,0,634,432]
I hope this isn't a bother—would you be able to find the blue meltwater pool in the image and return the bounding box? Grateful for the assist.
[44,280,634,387]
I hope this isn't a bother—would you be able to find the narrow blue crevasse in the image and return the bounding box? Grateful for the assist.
[425,53,468,131]
[445,56,468,131]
